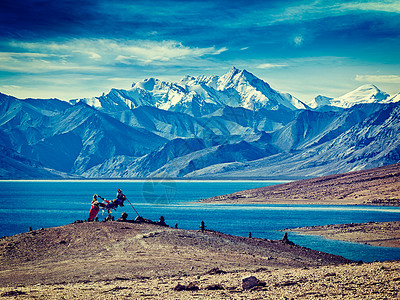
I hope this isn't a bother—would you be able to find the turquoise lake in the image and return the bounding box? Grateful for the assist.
[1,180,400,262]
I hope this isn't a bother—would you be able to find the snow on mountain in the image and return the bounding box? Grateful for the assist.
[309,95,334,109]
[1,69,400,179]
[311,84,391,109]
[192,103,400,179]
[383,92,400,104]
[180,67,309,111]
[331,84,390,108]
[71,67,309,116]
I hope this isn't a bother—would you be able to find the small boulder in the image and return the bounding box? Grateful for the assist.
[173,282,199,291]
[205,284,224,290]
[282,232,295,245]
[117,212,128,222]
[242,276,258,290]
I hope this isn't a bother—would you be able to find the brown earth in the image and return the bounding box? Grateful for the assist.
[1,260,400,299]
[288,221,400,248]
[0,221,399,299]
[201,163,400,206]
[0,220,371,299]
[0,221,350,288]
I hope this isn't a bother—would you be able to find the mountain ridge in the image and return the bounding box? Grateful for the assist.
[0,68,399,179]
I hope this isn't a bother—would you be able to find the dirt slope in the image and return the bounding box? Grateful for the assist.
[0,221,351,288]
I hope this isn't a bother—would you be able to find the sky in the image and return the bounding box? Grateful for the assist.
[0,0,399,104]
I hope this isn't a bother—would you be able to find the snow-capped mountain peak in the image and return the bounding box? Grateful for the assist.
[71,67,308,114]
[133,77,158,91]
[216,67,260,90]
[330,84,390,108]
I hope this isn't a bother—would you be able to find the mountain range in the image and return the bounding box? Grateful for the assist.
[1,67,399,179]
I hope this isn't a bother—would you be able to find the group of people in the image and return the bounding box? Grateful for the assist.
[88,188,127,221]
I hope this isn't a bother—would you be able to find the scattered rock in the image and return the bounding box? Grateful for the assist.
[117,212,128,222]
[282,232,295,245]
[104,286,130,293]
[104,215,114,222]
[173,282,199,291]
[276,280,298,287]
[242,276,259,290]
[1,290,27,297]
[156,216,168,227]
[205,267,226,275]
[205,283,224,290]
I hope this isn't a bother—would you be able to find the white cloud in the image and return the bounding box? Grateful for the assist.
[4,39,228,71]
[339,1,400,14]
[0,51,103,73]
[355,74,400,84]
[256,63,288,69]
[293,35,304,46]
[268,0,400,25]
[0,38,229,100]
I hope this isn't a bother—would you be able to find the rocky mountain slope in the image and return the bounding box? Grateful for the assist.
[1,68,399,178]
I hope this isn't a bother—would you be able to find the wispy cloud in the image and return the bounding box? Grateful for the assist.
[256,63,288,69]
[1,39,228,73]
[0,51,103,73]
[356,74,400,84]
[339,1,400,14]
[272,0,400,24]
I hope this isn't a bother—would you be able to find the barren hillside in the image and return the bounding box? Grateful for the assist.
[202,163,400,206]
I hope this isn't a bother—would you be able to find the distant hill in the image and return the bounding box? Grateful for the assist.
[202,163,400,206]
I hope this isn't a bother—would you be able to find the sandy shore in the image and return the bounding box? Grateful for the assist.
[201,163,400,206]
[288,221,400,248]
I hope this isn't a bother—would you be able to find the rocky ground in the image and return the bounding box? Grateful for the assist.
[0,221,349,286]
[288,221,400,248]
[0,221,399,299]
[1,260,399,299]
[202,163,400,206]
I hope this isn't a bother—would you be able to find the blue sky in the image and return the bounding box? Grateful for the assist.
[0,0,399,103]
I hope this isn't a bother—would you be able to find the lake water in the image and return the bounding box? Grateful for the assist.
[1,180,400,262]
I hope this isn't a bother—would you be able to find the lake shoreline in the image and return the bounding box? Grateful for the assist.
[287,221,400,248]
